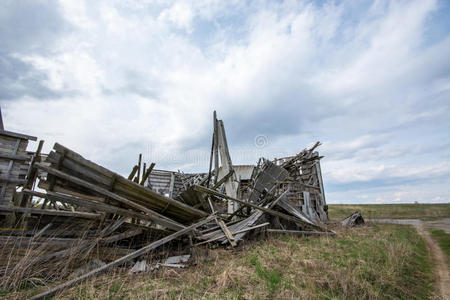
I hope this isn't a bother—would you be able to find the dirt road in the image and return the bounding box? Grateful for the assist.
[369,219,450,299]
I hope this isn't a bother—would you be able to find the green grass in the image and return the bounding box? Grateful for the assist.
[328,203,450,221]
[17,223,433,300]
[429,229,450,263]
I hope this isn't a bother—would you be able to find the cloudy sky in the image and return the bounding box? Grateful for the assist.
[1,0,449,204]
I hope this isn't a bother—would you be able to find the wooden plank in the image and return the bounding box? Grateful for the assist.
[213,111,219,184]
[128,165,138,180]
[168,172,175,198]
[216,118,238,214]
[136,154,142,183]
[0,153,30,161]
[0,205,102,219]
[51,143,208,220]
[100,228,143,244]
[34,162,190,228]
[23,190,185,232]
[216,218,236,247]
[140,162,155,185]
[193,185,325,231]
[0,130,37,141]
[0,138,21,203]
[30,215,215,300]
[195,222,269,246]
[0,177,26,184]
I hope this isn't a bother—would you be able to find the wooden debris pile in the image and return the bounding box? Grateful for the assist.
[0,110,332,298]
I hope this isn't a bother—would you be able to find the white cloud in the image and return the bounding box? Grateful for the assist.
[1,0,449,203]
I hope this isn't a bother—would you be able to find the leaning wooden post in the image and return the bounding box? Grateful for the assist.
[0,107,3,130]
[135,154,142,183]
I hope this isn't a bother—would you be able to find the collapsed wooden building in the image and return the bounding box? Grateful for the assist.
[0,110,331,298]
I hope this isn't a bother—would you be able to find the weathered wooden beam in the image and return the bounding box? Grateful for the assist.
[23,189,185,231]
[51,143,208,220]
[213,111,219,184]
[216,218,236,247]
[34,163,190,227]
[135,154,142,183]
[128,165,139,180]
[0,205,102,219]
[0,129,37,141]
[195,222,269,246]
[0,177,26,184]
[0,107,3,130]
[30,215,215,300]
[0,153,30,161]
[212,170,233,190]
[140,162,155,185]
[192,185,325,231]
[100,228,143,244]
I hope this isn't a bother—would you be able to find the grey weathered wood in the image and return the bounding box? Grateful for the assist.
[0,177,26,184]
[206,129,215,187]
[30,215,215,300]
[33,223,53,239]
[0,130,37,141]
[168,172,175,198]
[34,162,192,228]
[51,143,207,220]
[0,153,30,161]
[100,228,143,244]
[276,197,315,225]
[193,185,324,231]
[0,205,102,219]
[216,118,238,214]
[136,154,142,183]
[0,138,21,203]
[23,189,185,231]
[128,165,139,180]
[140,162,155,185]
[216,218,236,247]
[195,222,269,246]
[213,111,219,184]
[0,107,3,131]
[302,191,318,223]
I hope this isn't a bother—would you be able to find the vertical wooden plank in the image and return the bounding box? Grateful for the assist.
[0,107,4,131]
[168,172,175,198]
[213,111,219,184]
[136,154,142,183]
[142,163,146,184]
[217,119,238,214]
[0,138,20,201]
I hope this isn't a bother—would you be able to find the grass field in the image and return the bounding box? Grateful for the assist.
[16,224,433,300]
[328,203,450,221]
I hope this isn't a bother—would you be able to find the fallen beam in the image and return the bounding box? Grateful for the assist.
[195,222,269,246]
[34,163,187,229]
[192,185,325,231]
[30,215,215,300]
[23,189,185,231]
[0,206,102,220]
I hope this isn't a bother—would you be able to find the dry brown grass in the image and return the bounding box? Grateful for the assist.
[8,223,433,299]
